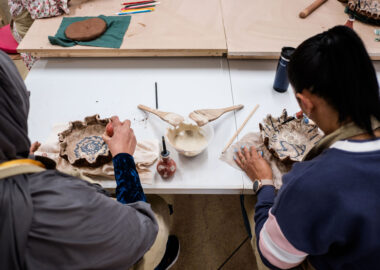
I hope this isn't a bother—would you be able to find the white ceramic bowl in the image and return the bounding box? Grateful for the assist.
[166,123,214,157]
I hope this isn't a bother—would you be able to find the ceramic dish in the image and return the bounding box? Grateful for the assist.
[59,115,111,167]
[166,122,214,157]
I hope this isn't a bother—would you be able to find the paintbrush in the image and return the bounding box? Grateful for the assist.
[155,82,158,109]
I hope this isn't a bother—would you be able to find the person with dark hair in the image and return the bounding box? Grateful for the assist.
[0,50,179,270]
[235,26,380,269]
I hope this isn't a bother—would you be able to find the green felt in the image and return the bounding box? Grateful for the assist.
[48,15,131,48]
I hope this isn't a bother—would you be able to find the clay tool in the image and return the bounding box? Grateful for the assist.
[189,104,244,127]
[138,104,184,126]
[299,0,327,19]
[222,104,259,153]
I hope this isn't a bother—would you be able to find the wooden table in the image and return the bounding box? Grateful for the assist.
[18,0,380,59]
[221,0,380,59]
[18,0,227,57]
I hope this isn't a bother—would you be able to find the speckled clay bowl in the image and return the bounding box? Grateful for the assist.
[166,122,214,157]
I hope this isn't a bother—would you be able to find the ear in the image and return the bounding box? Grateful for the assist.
[296,91,314,117]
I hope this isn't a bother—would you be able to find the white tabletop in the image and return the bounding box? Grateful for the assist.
[26,58,380,194]
[228,60,301,193]
[26,57,243,194]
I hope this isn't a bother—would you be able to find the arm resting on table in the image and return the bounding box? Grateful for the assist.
[113,153,147,204]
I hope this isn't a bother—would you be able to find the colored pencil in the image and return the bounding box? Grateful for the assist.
[122,3,158,10]
[122,0,155,5]
[124,1,156,7]
[117,9,154,15]
[119,7,154,13]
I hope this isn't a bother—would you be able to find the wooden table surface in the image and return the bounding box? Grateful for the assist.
[18,0,380,59]
[221,0,380,59]
[18,0,227,57]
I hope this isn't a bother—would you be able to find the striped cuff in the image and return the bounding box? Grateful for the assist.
[259,210,307,269]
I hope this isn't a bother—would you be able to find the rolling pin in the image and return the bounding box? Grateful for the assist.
[299,0,328,19]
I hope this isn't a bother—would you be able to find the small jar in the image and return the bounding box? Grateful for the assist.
[273,47,295,93]
[157,151,176,179]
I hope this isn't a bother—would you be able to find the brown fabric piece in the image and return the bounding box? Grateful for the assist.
[303,118,380,161]
[64,18,107,41]
[35,123,158,184]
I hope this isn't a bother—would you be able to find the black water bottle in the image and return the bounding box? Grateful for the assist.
[273,47,295,93]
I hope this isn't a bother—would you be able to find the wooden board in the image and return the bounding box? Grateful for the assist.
[18,0,227,57]
[221,0,380,59]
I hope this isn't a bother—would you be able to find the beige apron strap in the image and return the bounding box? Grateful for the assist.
[0,159,46,179]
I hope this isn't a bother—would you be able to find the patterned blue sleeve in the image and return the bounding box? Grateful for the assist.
[113,153,147,204]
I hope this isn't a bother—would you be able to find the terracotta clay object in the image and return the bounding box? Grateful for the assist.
[59,115,111,167]
[65,18,107,41]
[259,109,322,163]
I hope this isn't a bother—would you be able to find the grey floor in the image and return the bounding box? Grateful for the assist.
[161,195,257,270]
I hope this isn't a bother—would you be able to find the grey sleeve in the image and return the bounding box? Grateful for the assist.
[25,170,158,270]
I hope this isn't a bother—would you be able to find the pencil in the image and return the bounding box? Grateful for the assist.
[222,104,259,153]
[122,3,157,10]
[122,0,155,5]
[119,7,154,13]
[124,1,157,8]
[117,8,154,15]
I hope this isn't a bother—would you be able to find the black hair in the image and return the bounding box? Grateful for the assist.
[288,25,380,135]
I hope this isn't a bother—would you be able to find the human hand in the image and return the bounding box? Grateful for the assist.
[102,116,137,156]
[29,141,41,155]
[234,145,273,182]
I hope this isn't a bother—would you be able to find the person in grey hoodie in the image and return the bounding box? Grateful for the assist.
[0,50,178,270]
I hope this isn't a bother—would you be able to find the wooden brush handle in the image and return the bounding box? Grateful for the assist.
[222,104,259,153]
[138,104,157,114]
[299,0,327,18]
[222,104,244,113]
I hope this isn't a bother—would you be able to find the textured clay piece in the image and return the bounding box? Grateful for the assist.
[65,18,107,41]
[259,109,322,163]
[59,115,111,167]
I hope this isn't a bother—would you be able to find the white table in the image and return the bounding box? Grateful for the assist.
[27,58,380,194]
[228,60,301,193]
[229,60,380,193]
[26,58,243,194]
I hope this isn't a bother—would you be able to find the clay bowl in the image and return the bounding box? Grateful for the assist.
[59,115,111,167]
[166,122,214,157]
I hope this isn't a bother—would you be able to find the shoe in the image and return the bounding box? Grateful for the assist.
[155,235,180,270]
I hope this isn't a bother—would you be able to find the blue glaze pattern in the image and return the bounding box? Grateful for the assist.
[74,136,108,162]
